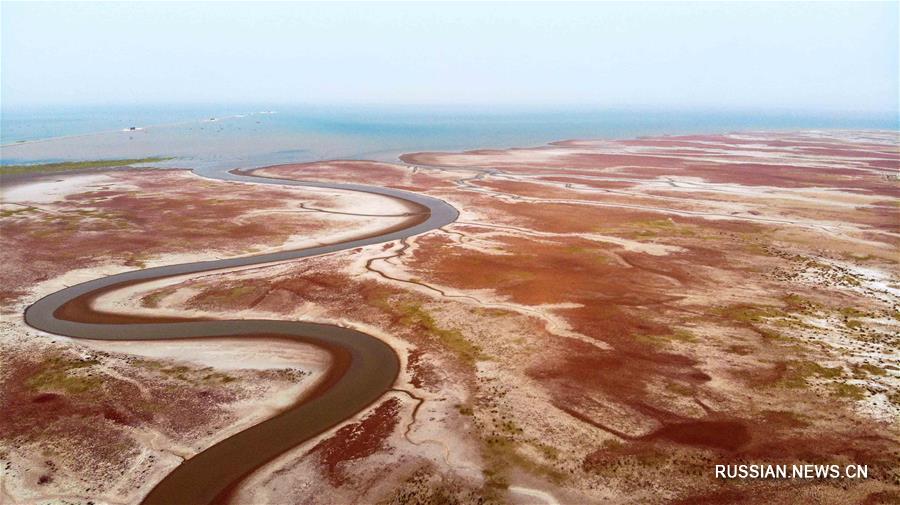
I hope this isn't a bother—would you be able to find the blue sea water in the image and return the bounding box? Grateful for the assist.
[1,104,896,170]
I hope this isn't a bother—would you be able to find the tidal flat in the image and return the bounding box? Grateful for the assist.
[1,130,898,504]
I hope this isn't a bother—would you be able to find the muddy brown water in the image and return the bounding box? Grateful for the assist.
[24,166,459,504]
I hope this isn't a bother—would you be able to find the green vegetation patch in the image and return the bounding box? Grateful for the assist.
[0,157,172,175]
[140,288,175,308]
[718,304,786,325]
[0,206,37,218]
[565,246,611,263]
[455,404,474,416]
[830,383,865,400]
[190,284,264,307]
[776,360,844,389]
[842,252,876,262]
[398,301,486,365]
[755,327,795,343]
[201,370,236,384]
[624,218,702,239]
[782,294,820,313]
[666,382,695,396]
[852,363,887,377]
[482,435,567,490]
[845,319,864,330]
[840,307,868,318]
[635,329,697,347]
[26,355,102,395]
[133,358,235,384]
[640,219,677,229]
[473,307,513,318]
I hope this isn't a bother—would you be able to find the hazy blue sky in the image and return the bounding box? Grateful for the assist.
[2,2,897,113]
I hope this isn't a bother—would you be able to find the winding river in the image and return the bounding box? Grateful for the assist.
[23,165,459,504]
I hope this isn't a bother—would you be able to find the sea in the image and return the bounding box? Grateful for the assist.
[1,104,896,171]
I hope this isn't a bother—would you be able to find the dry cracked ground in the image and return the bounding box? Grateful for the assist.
[1,130,898,504]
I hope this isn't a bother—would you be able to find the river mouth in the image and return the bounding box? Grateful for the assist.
[23,165,459,504]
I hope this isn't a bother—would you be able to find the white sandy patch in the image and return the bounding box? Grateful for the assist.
[289,185,416,216]
[227,169,417,217]
[848,264,900,298]
[589,234,684,255]
[76,337,331,372]
[413,146,600,167]
[275,214,408,249]
[509,486,560,505]
[1,173,119,204]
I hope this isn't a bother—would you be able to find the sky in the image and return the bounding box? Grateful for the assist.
[2,2,898,114]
